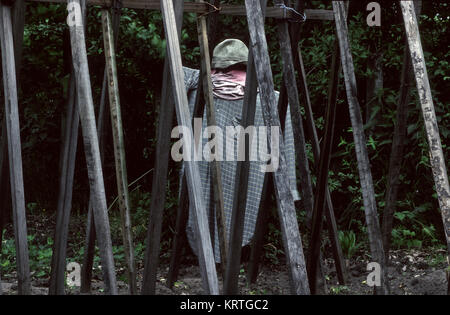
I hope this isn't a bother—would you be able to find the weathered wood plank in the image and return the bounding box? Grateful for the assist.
[101,8,137,295]
[25,0,334,20]
[49,72,79,295]
[163,0,226,291]
[289,0,347,286]
[0,119,7,296]
[382,1,422,263]
[195,0,228,278]
[67,0,117,294]
[308,37,348,291]
[275,0,314,230]
[224,0,267,295]
[244,0,309,295]
[49,0,85,295]
[275,0,328,294]
[160,0,219,294]
[400,0,450,261]
[141,0,183,295]
[321,38,348,286]
[0,100,8,256]
[332,0,388,295]
[0,1,25,296]
[224,0,266,295]
[167,2,221,287]
[80,5,117,293]
[0,3,31,295]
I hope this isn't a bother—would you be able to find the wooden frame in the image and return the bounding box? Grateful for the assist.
[0,0,447,296]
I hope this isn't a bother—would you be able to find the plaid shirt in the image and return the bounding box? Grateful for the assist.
[182,67,299,262]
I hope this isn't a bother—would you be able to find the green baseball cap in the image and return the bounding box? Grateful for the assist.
[211,39,249,69]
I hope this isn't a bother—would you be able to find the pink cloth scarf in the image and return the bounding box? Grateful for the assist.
[210,69,247,100]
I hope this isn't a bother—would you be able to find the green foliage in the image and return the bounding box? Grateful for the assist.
[1,234,54,279]
[338,231,362,259]
[390,202,439,249]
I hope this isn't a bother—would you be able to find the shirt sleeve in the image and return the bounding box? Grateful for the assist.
[272,91,301,202]
[182,66,200,116]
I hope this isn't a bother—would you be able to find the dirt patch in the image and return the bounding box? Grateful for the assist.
[1,248,448,295]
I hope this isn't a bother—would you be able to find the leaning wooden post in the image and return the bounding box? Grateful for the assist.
[224,0,267,294]
[195,0,228,277]
[141,0,184,295]
[331,0,389,294]
[382,0,422,262]
[0,117,8,252]
[0,2,31,295]
[0,119,6,295]
[160,0,219,294]
[80,4,119,293]
[400,0,450,269]
[244,0,310,295]
[49,0,85,295]
[308,36,346,292]
[49,73,79,295]
[273,0,331,293]
[167,0,222,289]
[101,7,137,295]
[288,0,347,286]
[274,0,314,225]
[67,0,117,294]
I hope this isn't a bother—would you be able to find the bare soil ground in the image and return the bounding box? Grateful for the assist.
[1,247,448,295]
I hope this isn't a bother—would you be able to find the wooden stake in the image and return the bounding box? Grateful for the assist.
[223,0,267,295]
[49,72,79,295]
[49,3,84,294]
[400,0,450,265]
[141,0,183,295]
[289,0,347,286]
[101,8,137,295]
[67,0,117,294]
[244,0,309,295]
[160,0,219,294]
[0,119,6,295]
[195,0,228,277]
[308,37,346,292]
[0,2,31,295]
[275,0,314,231]
[332,0,389,294]
[321,37,348,285]
[0,118,8,251]
[80,6,118,294]
[166,1,219,285]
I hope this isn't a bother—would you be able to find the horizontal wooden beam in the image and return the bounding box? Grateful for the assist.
[26,0,334,20]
